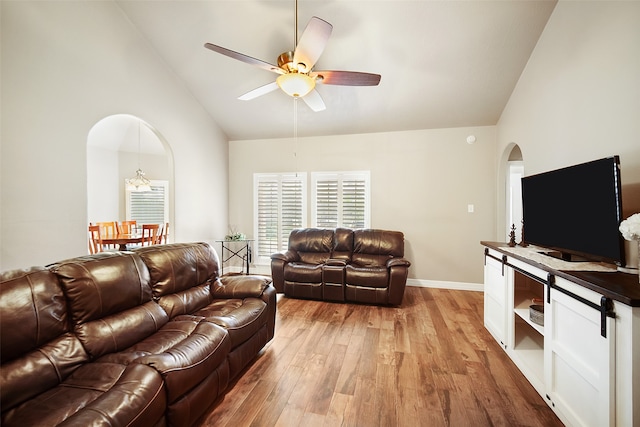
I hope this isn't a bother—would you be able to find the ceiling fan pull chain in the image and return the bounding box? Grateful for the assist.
[293,97,300,177]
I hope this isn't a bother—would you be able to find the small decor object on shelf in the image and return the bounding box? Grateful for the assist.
[224,227,246,241]
[518,219,528,247]
[225,232,246,241]
[529,304,544,326]
[508,224,517,247]
[619,213,640,283]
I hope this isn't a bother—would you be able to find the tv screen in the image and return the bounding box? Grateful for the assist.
[521,156,625,265]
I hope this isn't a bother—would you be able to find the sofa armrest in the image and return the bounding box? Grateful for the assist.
[270,251,298,294]
[326,258,347,267]
[387,257,411,268]
[270,250,299,262]
[134,321,230,404]
[213,275,272,299]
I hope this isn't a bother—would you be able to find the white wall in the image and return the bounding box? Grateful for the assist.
[87,146,120,223]
[0,1,229,270]
[497,0,640,237]
[229,126,497,284]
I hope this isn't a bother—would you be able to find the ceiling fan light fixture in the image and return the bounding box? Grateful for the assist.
[276,73,316,98]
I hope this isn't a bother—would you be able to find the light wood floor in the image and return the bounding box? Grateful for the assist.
[198,287,563,427]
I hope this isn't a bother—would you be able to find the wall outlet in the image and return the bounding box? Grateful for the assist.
[468,204,474,213]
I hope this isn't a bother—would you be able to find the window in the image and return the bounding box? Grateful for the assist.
[254,173,307,263]
[312,171,370,228]
[125,180,169,225]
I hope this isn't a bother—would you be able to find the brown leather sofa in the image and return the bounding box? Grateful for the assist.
[270,228,410,305]
[0,242,275,427]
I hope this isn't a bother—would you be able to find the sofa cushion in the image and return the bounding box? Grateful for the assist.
[345,265,389,288]
[0,267,89,413]
[0,267,71,363]
[1,362,165,427]
[134,242,219,318]
[352,229,405,267]
[284,262,323,283]
[52,252,169,359]
[130,320,230,404]
[289,228,334,264]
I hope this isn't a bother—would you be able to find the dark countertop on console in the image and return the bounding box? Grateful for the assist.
[482,241,640,307]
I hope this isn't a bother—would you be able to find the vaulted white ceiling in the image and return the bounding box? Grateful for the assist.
[116,0,556,141]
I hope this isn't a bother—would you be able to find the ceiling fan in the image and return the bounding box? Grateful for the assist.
[204,1,381,112]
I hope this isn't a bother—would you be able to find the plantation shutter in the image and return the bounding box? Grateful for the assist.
[125,181,169,225]
[342,178,367,228]
[315,179,339,228]
[312,172,370,229]
[256,179,279,258]
[280,179,304,249]
[254,173,307,262]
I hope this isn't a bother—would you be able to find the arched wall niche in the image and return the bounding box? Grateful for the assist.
[498,143,525,242]
[86,114,175,236]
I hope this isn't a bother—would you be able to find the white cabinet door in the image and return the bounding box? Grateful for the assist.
[544,276,615,427]
[484,250,507,348]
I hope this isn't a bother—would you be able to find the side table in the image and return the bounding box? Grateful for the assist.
[215,239,254,275]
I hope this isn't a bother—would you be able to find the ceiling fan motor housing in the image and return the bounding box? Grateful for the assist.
[277,51,307,73]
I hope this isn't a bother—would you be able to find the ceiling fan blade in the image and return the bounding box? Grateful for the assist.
[302,89,326,112]
[313,70,381,86]
[204,43,284,75]
[292,17,333,72]
[238,81,280,101]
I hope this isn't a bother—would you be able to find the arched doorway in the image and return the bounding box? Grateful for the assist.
[86,114,174,246]
[498,143,524,242]
[506,145,524,241]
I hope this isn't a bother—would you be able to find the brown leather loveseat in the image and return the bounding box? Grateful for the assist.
[0,242,275,427]
[270,228,410,305]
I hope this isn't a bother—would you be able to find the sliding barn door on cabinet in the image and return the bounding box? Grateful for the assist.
[484,250,508,348]
[544,276,615,427]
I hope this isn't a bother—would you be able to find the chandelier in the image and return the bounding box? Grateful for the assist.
[125,120,152,192]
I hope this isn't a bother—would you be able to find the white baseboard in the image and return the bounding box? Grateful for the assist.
[407,278,483,292]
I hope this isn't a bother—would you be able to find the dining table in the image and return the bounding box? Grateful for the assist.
[101,233,144,251]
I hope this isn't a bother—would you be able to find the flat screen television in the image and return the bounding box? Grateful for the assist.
[521,156,625,266]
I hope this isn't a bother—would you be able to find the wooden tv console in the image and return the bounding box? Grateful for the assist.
[481,241,640,427]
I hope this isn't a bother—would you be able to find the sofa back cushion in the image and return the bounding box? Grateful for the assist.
[1,267,89,412]
[352,229,405,267]
[332,228,354,261]
[289,228,334,264]
[134,242,219,318]
[52,252,168,359]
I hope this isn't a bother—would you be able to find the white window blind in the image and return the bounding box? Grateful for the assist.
[254,173,307,263]
[312,172,370,229]
[125,180,169,225]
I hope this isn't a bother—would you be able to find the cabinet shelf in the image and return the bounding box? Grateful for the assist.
[513,317,545,389]
[514,301,544,335]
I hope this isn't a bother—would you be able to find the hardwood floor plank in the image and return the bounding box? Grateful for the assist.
[334,349,360,395]
[304,343,347,415]
[323,392,353,426]
[196,287,563,427]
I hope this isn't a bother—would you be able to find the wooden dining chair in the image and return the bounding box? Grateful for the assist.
[96,221,117,236]
[96,221,118,249]
[141,224,161,246]
[88,224,103,254]
[118,220,137,234]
